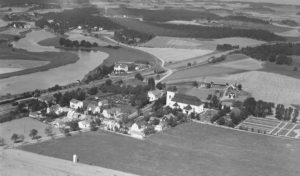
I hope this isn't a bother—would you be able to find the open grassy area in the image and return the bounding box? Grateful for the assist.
[21,122,300,176]
[0,117,60,145]
[0,44,79,79]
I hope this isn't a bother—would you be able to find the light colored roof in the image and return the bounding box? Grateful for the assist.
[70,99,82,104]
[148,90,163,97]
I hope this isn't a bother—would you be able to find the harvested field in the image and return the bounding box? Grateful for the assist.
[21,122,300,176]
[165,64,244,81]
[213,58,263,70]
[136,47,213,63]
[0,59,49,74]
[276,29,300,37]
[0,117,60,145]
[141,36,214,50]
[207,71,300,105]
[213,37,266,47]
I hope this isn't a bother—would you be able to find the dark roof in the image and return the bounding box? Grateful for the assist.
[173,102,179,107]
[184,105,192,110]
[172,93,202,106]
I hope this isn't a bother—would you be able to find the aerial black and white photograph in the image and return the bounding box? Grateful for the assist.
[0,0,300,175]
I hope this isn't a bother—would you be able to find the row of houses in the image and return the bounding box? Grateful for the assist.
[113,62,150,74]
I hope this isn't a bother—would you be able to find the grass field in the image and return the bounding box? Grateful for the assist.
[0,117,60,145]
[0,44,79,79]
[21,122,300,176]
[136,47,214,63]
[142,36,265,50]
[214,58,263,70]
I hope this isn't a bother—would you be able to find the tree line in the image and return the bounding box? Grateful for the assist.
[238,43,300,65]
[59,38,98,48]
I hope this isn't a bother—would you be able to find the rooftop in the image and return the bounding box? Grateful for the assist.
[172,93,202,106]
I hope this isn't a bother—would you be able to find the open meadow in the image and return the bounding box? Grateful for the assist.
[136,47,214,63]
[20,122,300,176]
[0,117,60,145]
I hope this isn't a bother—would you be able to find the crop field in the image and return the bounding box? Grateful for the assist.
[213,58,263,70]
[136,47,213,63]
[141,36,215,50]
[206,71,300,105]
[0,59,49,74]
[0,117,60,145]
[21,122,300,176]
[142,36,265,50]
[165,64,244,82]
[213,37,266,47]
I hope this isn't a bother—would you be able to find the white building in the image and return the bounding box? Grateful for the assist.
[98,100,109,107]
[166,91,204,114]
[70,99,83,109]
[87,102,101,114]
[147,90,163,102]
[114,63,129,73]
[129,121,147,139]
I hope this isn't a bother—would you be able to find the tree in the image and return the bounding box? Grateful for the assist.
[187,62,192,67]
[29,129,38,139]
[0,137,5,146]
[294,67,298,72]
[11,133,19,143]
[45,126,54,137]
[192,81,198,87]
[292,109,299,123]
[237,84,242,91]
[156,82,164,90]
[88,86,98,95]
[210,95,220,109]
[148,77,155,90]
[66,121,80,131]
[217,117,226,125]
[105,79,112,86]
[135,73,144,81]
[90,121,98,131]
[243,97,257,116]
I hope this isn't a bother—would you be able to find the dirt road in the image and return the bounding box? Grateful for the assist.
[0,148,139,176]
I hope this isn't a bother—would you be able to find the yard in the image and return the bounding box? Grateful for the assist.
[21,122,300,176]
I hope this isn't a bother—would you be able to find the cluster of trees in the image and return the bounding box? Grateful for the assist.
[59,38,98,48]
[98,79,150,109]
[211,97,275,127]
[275,104,299,122]
[281,19,298,27]
[216,44,239,51]
[53,88,86,107]
[114,29,154,45]
[10,133,24,143]
[48,84,62,92]
[155,23,284,41]
[238,43,300,65]
[83,64,114,83]
[36,7,122,34]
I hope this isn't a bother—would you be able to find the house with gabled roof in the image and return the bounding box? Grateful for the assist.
[114,63,129,73]
[70,99,83,109]
[148,89,164,102]
[166,90,204,114]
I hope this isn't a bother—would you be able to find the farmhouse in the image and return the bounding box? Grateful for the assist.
[46,104,64,115]
[67,110,86,121]
[166,90,204,114]
[98,99,109,107]
[70,99,83,109]
[87,102,101,114]
[114,63,129,73]
[102,119,120,131]
[148,89,164,102]
[102,108,121,119]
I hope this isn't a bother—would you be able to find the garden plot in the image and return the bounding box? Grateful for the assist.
[238,116,280,133]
